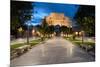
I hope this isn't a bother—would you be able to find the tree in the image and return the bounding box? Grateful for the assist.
[61,26,69,37]
[11,1,33,38]
[41,17,49,37]
[74,5,95,36]
[37,17,55,38]
[46,25,54,37]
[49,25,54,37]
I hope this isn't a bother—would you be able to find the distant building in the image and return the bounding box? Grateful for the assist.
[45,13,72,27]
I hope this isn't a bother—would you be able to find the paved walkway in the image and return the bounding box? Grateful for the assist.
[11,37,95,66]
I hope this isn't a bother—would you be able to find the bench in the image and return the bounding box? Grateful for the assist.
[11,50,18,59]
[80,44,92,51]
[16,45,31,55]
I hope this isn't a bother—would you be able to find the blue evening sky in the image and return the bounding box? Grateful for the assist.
[30,2,79,26]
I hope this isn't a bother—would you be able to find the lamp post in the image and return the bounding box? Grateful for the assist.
[27,24,29,44]
[68,25,72,37]
[75,32,78,36]
[18,27,23,38]
[69,26,72,34]
[81,30,84,44]
[25,21,32,44]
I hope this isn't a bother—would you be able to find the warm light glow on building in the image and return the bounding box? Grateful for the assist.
[46,13,71,26]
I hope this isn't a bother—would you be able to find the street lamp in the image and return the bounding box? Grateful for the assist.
[18,27,23,38]
[32,29,35,35]
[75,32,78,36]
[25,21,32,44]
[81,30,84,44]
[68,25,72,37]
[32,29,35,39]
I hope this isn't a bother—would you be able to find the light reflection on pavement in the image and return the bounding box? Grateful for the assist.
[11,37,95,66]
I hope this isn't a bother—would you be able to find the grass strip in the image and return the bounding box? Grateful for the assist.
[11,43,25,50]
[64,37,95,47]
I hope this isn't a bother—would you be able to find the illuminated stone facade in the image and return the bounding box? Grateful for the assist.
[46,13,71,26]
